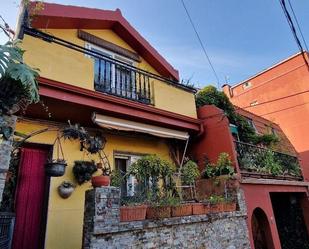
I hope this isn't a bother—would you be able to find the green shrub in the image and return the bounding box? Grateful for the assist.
[181,160,200,185]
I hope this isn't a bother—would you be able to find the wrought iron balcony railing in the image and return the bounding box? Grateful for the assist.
[235,141,302,180]
[23,27,196,105]
[93,57,152,104]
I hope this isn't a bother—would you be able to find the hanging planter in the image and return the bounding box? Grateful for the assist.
[58,181,75,199]
[45,136,67,177]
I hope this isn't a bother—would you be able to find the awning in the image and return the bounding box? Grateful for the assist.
[92,113,189,140]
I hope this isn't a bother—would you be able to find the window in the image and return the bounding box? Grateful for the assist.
[247,118,258,133]
[114,153,141,197]
[243,81,252,89]
[87,43,136,99]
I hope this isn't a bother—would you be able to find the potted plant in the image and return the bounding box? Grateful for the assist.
[146,195,179,220]
[196,153,236,200]
[73,160,97,185]
[180,160,200,201]
[57,181,75,199]
[192,202,210,215]
[45,159,67,177]
[171,202,192,217]
[223,198,237,212]
[45,137,67,177]
[110,169,123,187]
[209,195,225,213]
[120,195,147,222]
[62,121,88,141]
[91,161,111,187]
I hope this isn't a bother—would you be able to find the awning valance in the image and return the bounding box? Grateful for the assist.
[93,113,189,140]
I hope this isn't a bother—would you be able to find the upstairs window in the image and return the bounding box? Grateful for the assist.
[247,118,258,133]
[88,44,134,93]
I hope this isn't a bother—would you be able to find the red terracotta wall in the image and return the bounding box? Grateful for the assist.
[190,105,240,173]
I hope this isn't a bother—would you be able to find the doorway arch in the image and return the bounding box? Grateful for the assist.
[251,208,275,249]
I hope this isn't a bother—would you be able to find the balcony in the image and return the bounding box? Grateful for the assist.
[235,141,302,181]
[93,57,152,105]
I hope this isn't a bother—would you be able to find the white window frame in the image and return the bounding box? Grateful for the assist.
[114,153,141,197]
[86,42,137,98]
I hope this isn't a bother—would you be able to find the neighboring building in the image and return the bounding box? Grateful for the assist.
[222,52,309,181]
[192,105,309,249]
[8,2,200,249]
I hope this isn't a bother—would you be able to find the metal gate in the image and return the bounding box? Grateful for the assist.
[0,213,15,249]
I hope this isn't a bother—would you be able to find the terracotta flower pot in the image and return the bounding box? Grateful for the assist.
[171,204,192,217]
[146,206,171,220]
[91,175,110,187]
[223,202,236,212]
[120,205,147,222]
[192,203,210,215]
[210,203,224,213]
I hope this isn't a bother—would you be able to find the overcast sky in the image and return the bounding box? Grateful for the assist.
[1,0,308,87]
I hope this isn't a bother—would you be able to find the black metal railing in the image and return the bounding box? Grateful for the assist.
[0,213,15,249]
[23,27,197,105]
[93,57,152,104]
[235,141,302,180]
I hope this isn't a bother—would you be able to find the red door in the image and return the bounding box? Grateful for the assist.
[12,147,49,249]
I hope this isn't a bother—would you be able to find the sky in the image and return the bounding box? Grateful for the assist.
[1,0,308,88]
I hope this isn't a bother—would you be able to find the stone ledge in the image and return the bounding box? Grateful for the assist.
[93,210,246,235]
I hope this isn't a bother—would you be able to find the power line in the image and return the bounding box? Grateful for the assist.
[180,0,220,88]
[239,89,309,110]
[287,0,308,52]
[278,0,309,68]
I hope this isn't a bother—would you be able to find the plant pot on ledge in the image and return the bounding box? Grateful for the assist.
[210,202,224,213]
[91,175,110,187]
[223,202,236,212]
[192,203,210,215]
[120,205,147,222]
[171,204,192,217]
[146,206,171,220]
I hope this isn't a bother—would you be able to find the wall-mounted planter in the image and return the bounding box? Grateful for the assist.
[120,205,147,222]
[171,204,192,217]
[58,181,75,199]
[45,161,67,177]
[192,203,210,215]
[146,206,171,220]
[91,175,110,187]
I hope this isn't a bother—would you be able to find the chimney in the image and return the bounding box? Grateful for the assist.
[222,84,233,98]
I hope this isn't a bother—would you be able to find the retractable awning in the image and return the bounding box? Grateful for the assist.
[92,113,189,140]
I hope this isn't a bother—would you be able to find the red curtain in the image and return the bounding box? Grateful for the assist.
[12,147,48,249]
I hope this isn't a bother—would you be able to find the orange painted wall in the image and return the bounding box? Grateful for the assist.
[224,52,309,181]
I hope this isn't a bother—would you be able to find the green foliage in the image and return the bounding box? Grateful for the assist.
[127,155,176,199]
[110,169,123,187]
[202,152,235,179]
[251,133,279,146]
[0,40,39,114]
[258,150,283,175]
[73,160,97,185]
[208,195,225,204]
[195,86,280,145]
[181,160,200,185]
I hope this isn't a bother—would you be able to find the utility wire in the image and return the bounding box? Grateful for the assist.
[180,0,220,88]
[287,0,308,52]
[278,0,309,68]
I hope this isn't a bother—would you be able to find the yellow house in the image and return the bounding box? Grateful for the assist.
[5,2,201,249]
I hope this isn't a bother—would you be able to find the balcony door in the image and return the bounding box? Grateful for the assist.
[89,44,136,99]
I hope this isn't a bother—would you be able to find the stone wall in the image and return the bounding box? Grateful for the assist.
[83,188,251,249]
[0,115,16,201]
